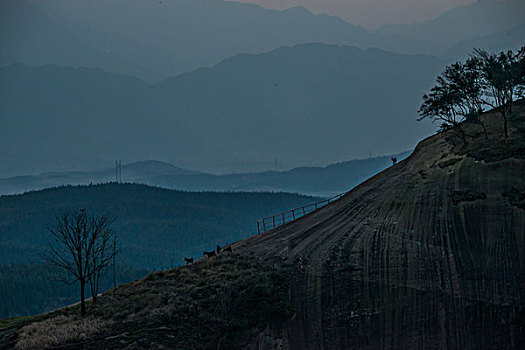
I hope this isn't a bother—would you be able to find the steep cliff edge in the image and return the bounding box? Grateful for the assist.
[237,102,525,349]
[1,103,524,349]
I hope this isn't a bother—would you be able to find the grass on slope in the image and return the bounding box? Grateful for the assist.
[0,263,148,319]
[12,254,294,349]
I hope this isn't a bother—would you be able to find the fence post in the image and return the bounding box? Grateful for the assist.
[255,193,344,234]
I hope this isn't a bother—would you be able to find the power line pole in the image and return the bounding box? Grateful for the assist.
[115,160,118,183]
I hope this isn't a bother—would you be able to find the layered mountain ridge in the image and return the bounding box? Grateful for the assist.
[0,45,443,176]
[0,152,409,197]
[0,0,415,81]
[3,0,523,83]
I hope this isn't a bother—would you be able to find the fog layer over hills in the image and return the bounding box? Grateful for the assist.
[375,0,525,56]
[0,0,404,82]
[0,45,442,176]
[1,0,523,179]
[0,152,409,197]
[235,0,477,29]
[2,0,523,83]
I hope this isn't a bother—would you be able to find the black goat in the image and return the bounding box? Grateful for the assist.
[203,250,216,258]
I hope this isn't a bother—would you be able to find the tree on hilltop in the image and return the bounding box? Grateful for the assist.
[473,47,525,138]
[419,46,525,140]
[418,59,484,143]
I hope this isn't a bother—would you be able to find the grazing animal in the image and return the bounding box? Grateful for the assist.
[216,245,222,254]
[391,157,397,166]
[223,246,233,253]
[203,250,216,258]
[184,257,194,265]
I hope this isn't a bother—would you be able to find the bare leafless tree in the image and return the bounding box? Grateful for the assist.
[43,209,117,316]
[88,217,117,303]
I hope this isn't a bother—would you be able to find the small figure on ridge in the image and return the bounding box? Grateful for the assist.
[203,250,216,258]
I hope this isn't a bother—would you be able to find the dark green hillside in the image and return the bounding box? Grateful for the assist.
[0,184,315,318]
[0,183,316,268]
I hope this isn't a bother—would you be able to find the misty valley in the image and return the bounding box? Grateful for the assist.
[1,0,524,349]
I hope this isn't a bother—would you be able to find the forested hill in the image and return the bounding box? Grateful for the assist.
[0,183,317,269]
[0,183,317,318]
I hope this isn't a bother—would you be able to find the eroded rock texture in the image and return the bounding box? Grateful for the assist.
[239,105,525,349]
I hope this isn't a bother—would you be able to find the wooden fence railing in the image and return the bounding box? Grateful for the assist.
[257,193,345,234]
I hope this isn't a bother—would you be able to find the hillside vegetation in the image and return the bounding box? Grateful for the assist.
[2,255,293,349]
[0,184,315,319]
[0,183,316,268]
[3,103,522,348]
[0,264,148,321]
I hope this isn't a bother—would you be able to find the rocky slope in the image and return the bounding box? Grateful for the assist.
[1,103,524,349]
[236,102,525,349]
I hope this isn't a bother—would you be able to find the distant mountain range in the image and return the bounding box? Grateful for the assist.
[2,0,522,82]
[0,0,161,81]
[444,23,525,59]
[0,152,410,197]
[1,0,522,181]
[0,161,197,196]
[375,0,525,57]
[0,44,442,176]
[0,0,413,82]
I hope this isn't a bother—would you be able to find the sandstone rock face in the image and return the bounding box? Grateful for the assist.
[240,104,525,349]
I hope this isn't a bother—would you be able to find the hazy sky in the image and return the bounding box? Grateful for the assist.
[235,0,478,28]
